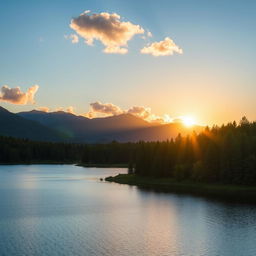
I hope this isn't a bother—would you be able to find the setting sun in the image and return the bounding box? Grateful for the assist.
[181,116,196,127]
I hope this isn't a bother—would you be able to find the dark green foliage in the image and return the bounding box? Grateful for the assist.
[1,117,256,186]
[0,137,135,165]
[128,162,134,174]
[132,118,256,185]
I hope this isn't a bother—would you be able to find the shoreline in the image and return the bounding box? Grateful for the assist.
[0,161,75,165]
[0,162,128,168]
[77,163,128,168]
[105,174,256,204]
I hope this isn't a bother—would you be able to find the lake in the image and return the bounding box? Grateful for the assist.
[0,165,256,256]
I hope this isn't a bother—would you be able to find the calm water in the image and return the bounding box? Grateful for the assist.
[0,165,256,256]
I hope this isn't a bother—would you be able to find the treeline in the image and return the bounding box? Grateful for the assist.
[1,117,256,185]
[133,117,256,185]
[0,136,135,164]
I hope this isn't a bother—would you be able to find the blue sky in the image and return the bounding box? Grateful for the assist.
[0,0,256,125]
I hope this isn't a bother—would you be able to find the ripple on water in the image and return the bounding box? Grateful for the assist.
[0,165,256,256]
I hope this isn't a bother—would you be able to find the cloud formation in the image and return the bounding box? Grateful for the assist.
[0,85,39,105]
[83,111,96,119]
[38,106,76,114]
[172,118,183,123]
[149,114,173,124]
[53,106,76,114]
[147,31,153,37]
[141,37,183,56]
[127,106,151,119]
[83,101,174,124]
[70,11,144,54]
[37,106,50,112]
[55,107,64,112]
[66,106,75,114]
[87,101,123,116]
[34,101,183,125]
[126,106,173,124]
[65,34,79,43]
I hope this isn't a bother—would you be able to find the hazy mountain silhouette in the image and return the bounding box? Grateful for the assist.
[18,110,90,139]
[0,107,203,142]
[18,110,152,141]
[0,107,63,141]
[105,122,203,142]
[18,110,150,130]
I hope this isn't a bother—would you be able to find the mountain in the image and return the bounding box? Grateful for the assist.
[0,107,63,141]
[0,106,204,143]
[107,122,203,142]
[88,113,152,131]
[18,110,90,139]
[18,110,154,142]
[17,109,204,143]
[18,110,150,131]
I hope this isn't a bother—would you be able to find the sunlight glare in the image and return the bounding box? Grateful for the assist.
[182,116,196,127]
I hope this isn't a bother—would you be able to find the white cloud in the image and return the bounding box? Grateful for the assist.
[37,106,50,112]
[141,37,183,56]
[104,46,128,54]
[83,111,96,119]
[87,101,123,116]
[70,10,144,54]
[65,34,79,43]
[55,107,64,112]
[35,101,184,125]
[36,106,77,115]
[66,106,75,114]
[127,106,151,119]
[0,85,39,105]
[83,101,175,124]
[149,114,173,124]
[147,31,152,37]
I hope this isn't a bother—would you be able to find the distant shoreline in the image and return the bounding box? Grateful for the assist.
[105,174,256,203]
[0,161,75,165]
[0,162,128,168]
[77,163,128,168]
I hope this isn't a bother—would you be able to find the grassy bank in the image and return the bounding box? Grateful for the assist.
[105,174,256,203]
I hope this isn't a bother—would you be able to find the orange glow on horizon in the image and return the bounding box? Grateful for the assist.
[181,116,196,127]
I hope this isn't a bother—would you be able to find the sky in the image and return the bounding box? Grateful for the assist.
[0,0,256,125]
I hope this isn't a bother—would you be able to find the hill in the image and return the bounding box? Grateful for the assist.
[0,107,63,141]
[0,107,204,142]
[18,110,155,142]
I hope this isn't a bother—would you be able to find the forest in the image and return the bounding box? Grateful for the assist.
[0,136,134,165]
[1,117,256,185]
[133,117,256,185]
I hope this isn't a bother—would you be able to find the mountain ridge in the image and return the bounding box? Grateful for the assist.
[0,106,64,141]
[0,106,204,143]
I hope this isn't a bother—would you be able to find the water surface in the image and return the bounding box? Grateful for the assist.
[0,165,256,256]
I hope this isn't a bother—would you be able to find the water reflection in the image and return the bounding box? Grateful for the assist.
[0,165,256,256]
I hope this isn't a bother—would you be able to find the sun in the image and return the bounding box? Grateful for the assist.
[181,116,196,127]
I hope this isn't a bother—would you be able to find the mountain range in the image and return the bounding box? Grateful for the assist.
[0,106,203,143]
[0,107,62,141]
